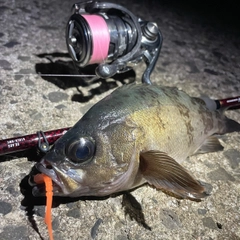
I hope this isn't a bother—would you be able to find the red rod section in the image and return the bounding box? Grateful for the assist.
[216,96,240,110]
[0,128,70,156]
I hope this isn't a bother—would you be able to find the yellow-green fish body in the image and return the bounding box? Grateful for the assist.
[32,83,240,200]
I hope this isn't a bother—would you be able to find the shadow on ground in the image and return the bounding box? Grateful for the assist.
[20,171,151,238]
[35,52,136,103]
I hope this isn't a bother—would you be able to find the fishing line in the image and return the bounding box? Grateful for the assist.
[7,73,97,78]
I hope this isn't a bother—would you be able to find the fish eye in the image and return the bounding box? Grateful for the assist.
[66,137,95,164]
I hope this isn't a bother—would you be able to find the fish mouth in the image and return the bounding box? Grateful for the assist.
[29,161,81,197]
[29,163,64,196]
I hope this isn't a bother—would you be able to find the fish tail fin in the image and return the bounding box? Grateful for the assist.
[224,116,240,134]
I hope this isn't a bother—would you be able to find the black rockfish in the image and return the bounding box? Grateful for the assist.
[32,83,240,200]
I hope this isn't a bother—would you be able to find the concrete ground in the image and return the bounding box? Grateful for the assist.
[0,0,240,239]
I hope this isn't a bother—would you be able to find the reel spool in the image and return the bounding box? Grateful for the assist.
[66,1,163,84]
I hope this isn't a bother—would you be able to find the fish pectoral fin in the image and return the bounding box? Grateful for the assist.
[139,150,208,200]
[195,136,223,154]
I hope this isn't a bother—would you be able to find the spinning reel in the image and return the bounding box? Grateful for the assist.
[66,1,163,84]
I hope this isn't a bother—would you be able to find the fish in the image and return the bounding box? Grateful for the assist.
[31,83,240,200]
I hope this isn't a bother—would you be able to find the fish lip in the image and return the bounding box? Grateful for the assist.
[36,163,60,186]
[31,162,65,196]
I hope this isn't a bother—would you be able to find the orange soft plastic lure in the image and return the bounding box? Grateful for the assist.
[34,174,54,240]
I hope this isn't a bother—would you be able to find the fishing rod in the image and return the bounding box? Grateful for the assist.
[217,96,240,110]
[0,96,239,157]
[0,128,70,157]
[1,1,239,157]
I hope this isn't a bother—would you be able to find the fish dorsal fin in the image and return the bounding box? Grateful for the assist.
[140,150,208,200]
[195,136,223,154]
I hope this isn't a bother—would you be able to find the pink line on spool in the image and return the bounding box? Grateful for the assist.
[82,14,110,64]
